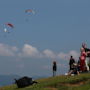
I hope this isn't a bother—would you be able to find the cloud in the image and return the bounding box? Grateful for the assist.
[43,49,56,59]
[58,50,79,60]
[69,50,79,60]
[0,43,18,56]
[0,43,79,61]
[18,44,41,58]
[58,52,69,60]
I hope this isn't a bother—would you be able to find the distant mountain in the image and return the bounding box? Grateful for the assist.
[0,75,20,86]
[0,74,49,86]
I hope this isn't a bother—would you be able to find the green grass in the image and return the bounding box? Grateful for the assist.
[1,73,90,90]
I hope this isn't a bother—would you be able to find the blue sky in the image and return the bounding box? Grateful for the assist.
[0,0,90,77]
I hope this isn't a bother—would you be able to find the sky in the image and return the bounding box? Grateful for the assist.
[0,0,90,77]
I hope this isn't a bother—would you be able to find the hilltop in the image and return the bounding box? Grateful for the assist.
[0,73,90,90]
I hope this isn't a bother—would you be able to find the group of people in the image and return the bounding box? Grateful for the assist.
[68,43,90,75]
[52,43,90,77]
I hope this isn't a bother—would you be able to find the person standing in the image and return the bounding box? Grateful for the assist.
[82,43,90,71]
[80,48,86,72]
[69,56,75,70]
[52,61,57,77]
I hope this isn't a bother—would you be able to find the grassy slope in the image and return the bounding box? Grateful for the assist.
[1,73,90,90]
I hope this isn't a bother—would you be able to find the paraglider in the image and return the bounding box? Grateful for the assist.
[25,9,35,15]
[25,9,35,22]
[25,9,33,13]
[2,23,14,35]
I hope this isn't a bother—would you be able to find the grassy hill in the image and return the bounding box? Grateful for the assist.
[1,73,90,90]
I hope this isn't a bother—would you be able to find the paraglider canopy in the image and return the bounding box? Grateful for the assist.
[25,9,35,14]
[5,23,14,28]
[25,9,32,13]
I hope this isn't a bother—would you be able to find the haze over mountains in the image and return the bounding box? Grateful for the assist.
[0,74,48,86]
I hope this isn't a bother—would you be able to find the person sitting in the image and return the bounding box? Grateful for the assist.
[68,63,80,76]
